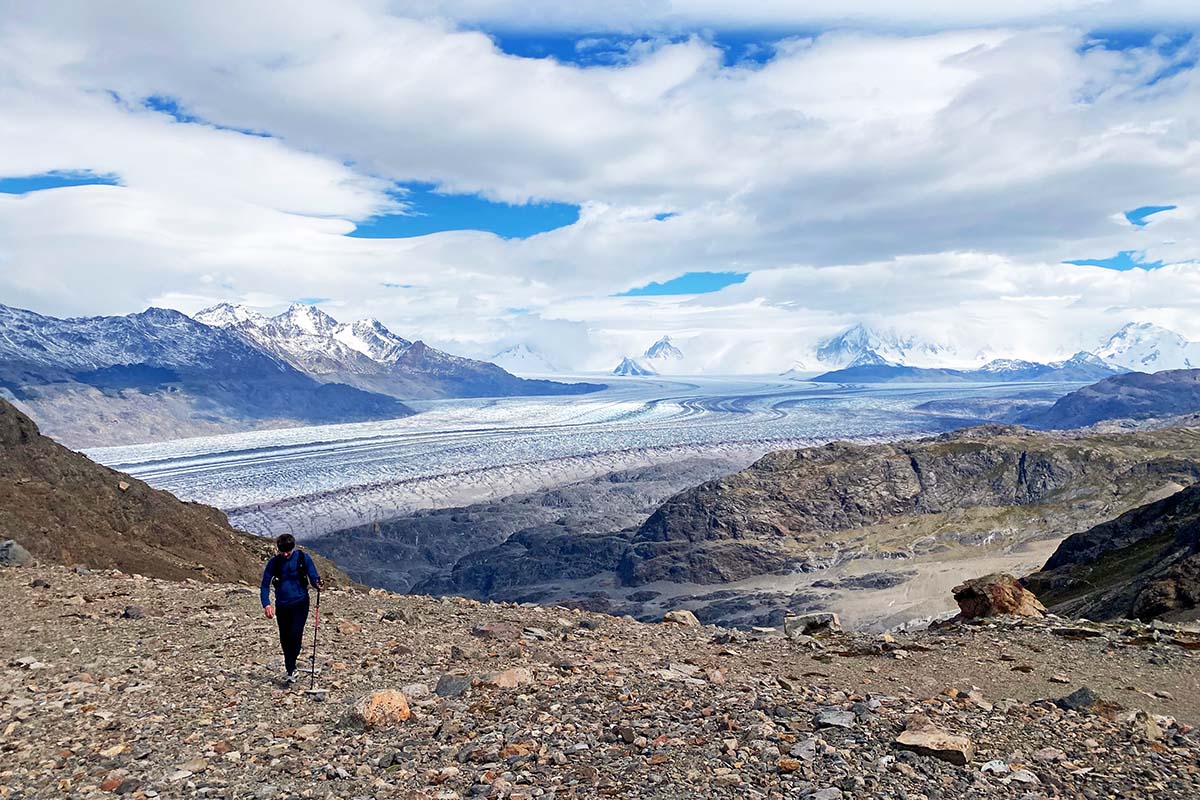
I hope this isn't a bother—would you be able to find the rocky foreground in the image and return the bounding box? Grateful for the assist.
[4,566,1200,799]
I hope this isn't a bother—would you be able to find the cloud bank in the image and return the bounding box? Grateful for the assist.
[0,1,1198,371]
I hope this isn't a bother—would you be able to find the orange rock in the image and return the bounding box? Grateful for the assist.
[952,573,1046,619]
[351,689,411,728]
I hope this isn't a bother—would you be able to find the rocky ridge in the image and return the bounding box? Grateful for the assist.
[623,424,1200,587]
[0,396,344,586]
[3,564,1200,799]
[1020,369,1200,430]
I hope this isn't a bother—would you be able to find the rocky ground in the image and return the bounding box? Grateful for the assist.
[4,565,1200,799]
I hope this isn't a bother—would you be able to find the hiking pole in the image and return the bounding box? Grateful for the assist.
[305,587,326,701]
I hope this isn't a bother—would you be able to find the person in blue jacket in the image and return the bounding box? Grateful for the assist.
[260,533,321,684]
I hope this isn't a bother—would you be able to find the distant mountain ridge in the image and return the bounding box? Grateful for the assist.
[1020,369,1200,429]
[0,303,411,447]
[795,321,1199,381]
[194,303,603,401]
[811,351,1124,384]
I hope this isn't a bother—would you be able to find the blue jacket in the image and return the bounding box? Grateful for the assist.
[260,550,320,608]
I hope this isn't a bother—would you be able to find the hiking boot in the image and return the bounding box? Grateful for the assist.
[285,670,299,685]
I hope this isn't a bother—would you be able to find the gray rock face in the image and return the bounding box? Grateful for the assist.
[1025,482,1200,622]
[621,425,1200,586]
[1021,369,1200,429]
[0,540,32,567]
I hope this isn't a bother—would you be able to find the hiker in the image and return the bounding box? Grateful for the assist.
[260,533,321,684]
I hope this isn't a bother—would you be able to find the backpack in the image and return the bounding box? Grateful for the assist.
[271,550,310,591]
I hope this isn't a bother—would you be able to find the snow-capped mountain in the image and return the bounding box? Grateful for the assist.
[0,303,412,446]
[195,303,409,377]
[612,357,656,376]
[490,344,561,375]
[644,336,684,362]
[813,324,954,369]
[1095,322,1200,372]
[195,303,601,400]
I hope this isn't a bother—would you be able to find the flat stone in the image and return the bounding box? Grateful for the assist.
[813,708,856,729]
[435,674,472,698]
[895,724,975,765]
[476,667,534,689]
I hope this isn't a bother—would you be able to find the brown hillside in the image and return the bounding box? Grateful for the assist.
[0,397,344,585]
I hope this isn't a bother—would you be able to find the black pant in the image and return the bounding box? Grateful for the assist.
[276,598,310,674]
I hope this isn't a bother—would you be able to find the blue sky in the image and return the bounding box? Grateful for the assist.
[617,271,749,296]
[349,183,580,239]
[1064,250,1166,271]
[0,171,120,194]
[489,30,788,68]
[1124,204,1177,226]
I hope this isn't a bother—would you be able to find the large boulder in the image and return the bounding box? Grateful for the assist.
[350,689,411,728]
[952,573,1046,619]
[662,609,701,627]
[0,540,32,567]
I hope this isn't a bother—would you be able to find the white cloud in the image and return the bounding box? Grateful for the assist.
[0,1,1199,372]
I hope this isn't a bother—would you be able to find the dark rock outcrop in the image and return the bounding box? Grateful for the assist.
[1021,369,1200,430]
[1025,482,1200,622]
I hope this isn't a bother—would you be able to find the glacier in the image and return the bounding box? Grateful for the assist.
[86,375,1081,538]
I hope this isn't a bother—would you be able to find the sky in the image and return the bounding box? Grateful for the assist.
[1,1,1200,372]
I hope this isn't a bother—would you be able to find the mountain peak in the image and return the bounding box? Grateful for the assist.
[194,303,269,329]
[277,303,340,335]
[491,343,561,374]
[815,323,951,369]
[613,356,656,376]
[644,335,684,361]
[1096,321,1199,372]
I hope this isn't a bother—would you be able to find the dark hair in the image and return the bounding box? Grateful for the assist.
[276,533,296,553]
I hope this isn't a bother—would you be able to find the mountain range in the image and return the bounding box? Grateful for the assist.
[796,321,1200,383]
[1096,322,1200,371]
[0,304,412,447]
[0,302,602,447]
[612,356,657,376]
[195,303,602,400]
[811,351,1124,384]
